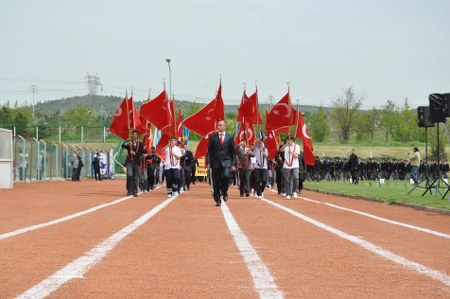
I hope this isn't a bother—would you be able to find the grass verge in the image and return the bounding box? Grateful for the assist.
[305,180,450,212]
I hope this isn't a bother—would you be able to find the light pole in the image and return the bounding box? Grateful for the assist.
[166,58,172,99]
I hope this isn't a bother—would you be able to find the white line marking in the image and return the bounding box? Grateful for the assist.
[16,194,178,299]
[221,201,284,299]
[298,196,450,239]
[1,187,164,241]
[260,197,450,287]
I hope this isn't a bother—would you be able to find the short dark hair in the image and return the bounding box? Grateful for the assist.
[131,129,139,134]
[414,147,419,152]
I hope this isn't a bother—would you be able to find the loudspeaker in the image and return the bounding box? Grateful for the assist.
[443,93,450,118]
[417,106,434,127]
[429,94,446,123]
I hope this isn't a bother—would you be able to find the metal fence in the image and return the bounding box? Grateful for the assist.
[13,135,98,182]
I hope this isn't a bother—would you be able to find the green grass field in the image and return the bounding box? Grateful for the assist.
[305,180,450,211]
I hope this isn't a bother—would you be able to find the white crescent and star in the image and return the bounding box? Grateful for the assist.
[114,107,122,117]
[302,124,311,139]
[273,103,290,118]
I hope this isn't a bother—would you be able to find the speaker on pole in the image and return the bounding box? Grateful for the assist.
[417,106,434,128]
[443,93,450,118]
[429,94,446,123]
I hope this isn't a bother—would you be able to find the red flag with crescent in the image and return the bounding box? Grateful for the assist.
[265,91,295,131]
[110,96,141,140]
[237,90,249,123]
[294,109,315,166]
[140,90,171,131]
[195,134,210,159]
[182,99,217,137]
[238,90,263,125]
[264,129,279,160]
[234,123,255,145]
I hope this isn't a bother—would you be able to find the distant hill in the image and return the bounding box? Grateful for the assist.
[35,94,325,116]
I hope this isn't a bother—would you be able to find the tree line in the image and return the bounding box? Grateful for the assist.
[1,87,447,158]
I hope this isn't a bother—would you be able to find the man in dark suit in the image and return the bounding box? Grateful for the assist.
[121,129,146,197]
[206,120,236,206]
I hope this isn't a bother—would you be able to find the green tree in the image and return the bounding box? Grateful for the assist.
[309,106,329,142]
[0,104,14,129]
[14,110,33,136]
[331,87,362,141]
[380,99,397,141]
[355,108,379,141]
[64,106,97,128]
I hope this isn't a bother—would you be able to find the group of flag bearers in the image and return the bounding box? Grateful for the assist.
[110,81,316,204]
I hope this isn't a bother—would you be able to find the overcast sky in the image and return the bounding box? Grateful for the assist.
[0,0,449,109]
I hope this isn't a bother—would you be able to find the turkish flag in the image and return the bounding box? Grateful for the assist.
[234,122,255,145]
[182,99,217,137]
[238,90,263,125]
[140,90,171,131]
[237,90,249,123]
[142,123,153,152]
[195,134,210,159]
[110,96,141,140]
[294,109,315,166]
[177,107,183,140]
[215,81,224,121]
[162,100,177,137]
[265,91,295,131]
[264,130,279,160]
[154,133,170,162]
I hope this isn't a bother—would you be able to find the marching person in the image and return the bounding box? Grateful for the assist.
[281,135,300,199]
[254,137,269,199]
[121,129,146,197]
[235,138,254,197]
[182,147,195,190]
[145,146,160,191]
[163,136,182,197]
[206,119,236,207]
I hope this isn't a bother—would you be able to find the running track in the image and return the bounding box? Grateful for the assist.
[0,180,449,298]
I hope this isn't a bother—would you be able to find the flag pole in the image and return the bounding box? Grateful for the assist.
[295,99,300,138]
[286,82,292,136]
[125,88,131,138]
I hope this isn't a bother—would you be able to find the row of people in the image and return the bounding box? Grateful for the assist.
[121,130,198,197]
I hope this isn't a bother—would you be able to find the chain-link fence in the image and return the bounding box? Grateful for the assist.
[13,136,99,181]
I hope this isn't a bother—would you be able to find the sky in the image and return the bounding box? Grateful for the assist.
[0,0,449,110]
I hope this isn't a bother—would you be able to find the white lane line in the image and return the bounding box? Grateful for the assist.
[298,196,450,239]
[16,194,178,299]
[260,197,450,287]
[1,187,164,241]
[221,201,284,299]
[267,189,450,239]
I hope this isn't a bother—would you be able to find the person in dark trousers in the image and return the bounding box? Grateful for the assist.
[145,147,160,191]
[349,148,359,184]
[182,148,195,190]
[93,152,102,181]
[121,130,146,197]
[235,139,254,197]
[206,120,236,207]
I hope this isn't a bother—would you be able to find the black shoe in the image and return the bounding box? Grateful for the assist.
[127,192,132,196]
[245,193,250,197]
[240,193,244,197]
[133,193,138,197]
[215,202,221,206]
[223,194,228,202]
